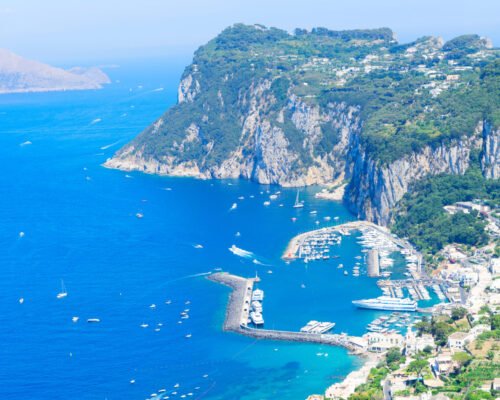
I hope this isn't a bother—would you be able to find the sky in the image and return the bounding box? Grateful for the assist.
[1,0,499,65]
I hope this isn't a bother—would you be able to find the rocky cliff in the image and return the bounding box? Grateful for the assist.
[106,24,499,226]
[481,122,500,179]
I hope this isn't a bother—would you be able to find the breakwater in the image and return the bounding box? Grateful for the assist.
[208,272,365,353]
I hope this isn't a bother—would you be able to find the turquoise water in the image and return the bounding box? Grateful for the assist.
[0,60,391,399]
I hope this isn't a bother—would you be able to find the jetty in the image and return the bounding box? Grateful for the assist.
[208,272,366,353]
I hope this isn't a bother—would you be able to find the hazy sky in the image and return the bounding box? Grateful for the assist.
[1,0,499,65]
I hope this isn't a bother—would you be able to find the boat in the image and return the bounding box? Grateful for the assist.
[185,334,192,338]
[57,280,68,299]
[135,212,144,219]
[352,296,417,311]
[229,203,237,211]
[301,320,335,334]
[252,289,264,301]
[72,316,79,323]
[293,190,304,208]
[87,318,101,323]
[344,270,348,276]
[250,311,264,325]
[263,201,271,206]
[140,323,149,328]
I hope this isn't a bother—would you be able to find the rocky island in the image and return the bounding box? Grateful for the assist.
[105,24,499,227]
[0,48,110,94]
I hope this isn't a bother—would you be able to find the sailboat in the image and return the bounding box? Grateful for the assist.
[57,280,68,299]
[293,190,304,208]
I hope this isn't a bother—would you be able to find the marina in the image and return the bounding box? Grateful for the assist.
[208,272,365,353]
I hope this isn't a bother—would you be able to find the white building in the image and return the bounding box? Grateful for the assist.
[364,332,404,352]
[447,331,471,350]
[405,329,435,355]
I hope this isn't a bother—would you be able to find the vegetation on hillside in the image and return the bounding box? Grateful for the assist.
[125,23,499,168]
[392,155,499,255]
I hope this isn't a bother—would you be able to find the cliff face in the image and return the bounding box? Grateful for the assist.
[481,121,500,179]
[345,135,481,225]
[105,79,362,187]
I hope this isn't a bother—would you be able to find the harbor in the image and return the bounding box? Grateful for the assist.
[208,272,365,353]
[283,221,423,276]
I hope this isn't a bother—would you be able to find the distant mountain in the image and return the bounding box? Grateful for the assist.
[0,49,111,94]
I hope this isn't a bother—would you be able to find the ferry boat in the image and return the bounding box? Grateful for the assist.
[300,320,335,334]
[352,296,417,311]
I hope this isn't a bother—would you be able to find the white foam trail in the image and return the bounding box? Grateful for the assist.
[153,87,164,92]
[20,140,32,147]
[100,140,121,150]
[90,118,102,124]
[229,245,253,259]
[252,259,271,266]
[192,244,204,249]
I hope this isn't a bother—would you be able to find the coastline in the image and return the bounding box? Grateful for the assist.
[324,352,382,399]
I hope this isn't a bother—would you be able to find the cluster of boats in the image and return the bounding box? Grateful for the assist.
[401,248,420,277]
[357,228,398,278]
[366,312,422,333]
[297,231,342,262]
[300,320,336,334]
[407,284,431,301]
[249,289,264,326]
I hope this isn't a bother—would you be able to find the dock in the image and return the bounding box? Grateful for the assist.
[208,272,365,353]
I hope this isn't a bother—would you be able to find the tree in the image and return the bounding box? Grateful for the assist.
[386,347,403,365]
[486,350,494,360]
[491,314,500,331]
[452,351,472,368]
[408,358,428,381]
[451,307,468,321]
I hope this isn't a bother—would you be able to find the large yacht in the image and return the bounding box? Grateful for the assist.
[352,296,417,312]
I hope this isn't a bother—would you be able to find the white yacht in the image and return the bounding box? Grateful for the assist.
[57,280,68,299]
[251,289,264,301]
[250,311,264,325]
[352,296,417,311]
[293,190,304,208]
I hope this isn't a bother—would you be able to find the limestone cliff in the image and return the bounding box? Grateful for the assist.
[481,122,500,179]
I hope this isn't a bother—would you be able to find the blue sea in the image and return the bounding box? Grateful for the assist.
[0,59,401,399]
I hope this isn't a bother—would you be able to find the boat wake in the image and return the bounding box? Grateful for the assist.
[100,140,121,150]
[228,245,254,259]
[252,259,271,267]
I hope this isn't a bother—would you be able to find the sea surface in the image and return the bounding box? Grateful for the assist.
[1,59,400,400]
